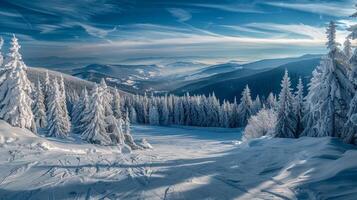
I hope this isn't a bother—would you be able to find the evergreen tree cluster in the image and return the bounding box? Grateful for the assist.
[0,35,139,148]
[245,12,357,145]
[121,89,269,128]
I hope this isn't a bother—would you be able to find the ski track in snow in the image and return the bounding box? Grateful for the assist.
[0,121,357,199]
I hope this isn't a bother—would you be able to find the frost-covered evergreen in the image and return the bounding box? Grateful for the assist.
[0,35,36,132]
[99,79,113,117]
[275,70,296,138]
[130,106,137,124]
[252,95,262,114]
[81,84,111,145]
[303,22,354,138]
[244,108,277,140]
[123,110,140,150]
[342,92,357,144]
[266,92,277,110]
[58,75,71,133]
[344,38,352,59]
[326,21,340,51]
[159,95,169,125]
[43,70,51,105]
[294,78,304,136]
[72,87,89,134]
[33,78,47,128]
[237,85,253,126]
[112,88,122,119]
[348,7,357,87]
[149,104,160,125]
[47,78,69,138]
[0,37,3,67]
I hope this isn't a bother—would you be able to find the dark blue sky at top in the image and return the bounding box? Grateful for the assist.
[0,0,355,64]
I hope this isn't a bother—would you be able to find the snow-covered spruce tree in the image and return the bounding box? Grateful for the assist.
[149,103,160,125]
[348,7,357,87]
[302,21,354,138]
[344,38,352,59]
[72,87,89,134]
[220,100,230,128]
[130,106,137,124]
[230,98,240,127]
[47,78,70,138]
[43,70,51,104]
[99,78,113,117]
[123,110,140,150]
[58,75,71,133]
[159,95,169,125]
[294,78,304,136]
[243,108,277,140]
[112,88,122,119]
[0,35,36,132]
[275,70,296,138]
[266,92,277,110]
[341,92,357,144]
[81,84,111,145]
[0,37,3,67]
[237,85,253,127]
[252,95,262,114]
[33,78,47,128]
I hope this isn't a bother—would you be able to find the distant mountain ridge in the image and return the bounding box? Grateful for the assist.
[173,57,321,101]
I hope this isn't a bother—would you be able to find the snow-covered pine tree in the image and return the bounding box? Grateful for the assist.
[237,85,253,127]
[348,7,357,87]
[47,78,70,138]
[130,106,137,124]
[302,21,354,138]
[344,38,352,59]
[0,35,36,132]
[159,95,169,125]
[43,70,51,107]
[275,70,296,138]
[0,37,3,67]
[230,97,240,127]
[252,95,262,114]
[112,88,122,119]
[123,110,140,150]
[58,75,71,133]
[149,103,160,125]
[326,21,339,51]
[72,87,89,133]
[81,84,111,144]
[220,100,230,128]
[266,92,277,110]
[99,78,113,117]
[341,92,357,144]
[33,78,47,128]
[294,77,304,136]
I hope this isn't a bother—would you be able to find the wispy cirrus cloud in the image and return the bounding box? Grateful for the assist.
[187,3,265,14]
[263,1,354,17]
[167,8,192,22]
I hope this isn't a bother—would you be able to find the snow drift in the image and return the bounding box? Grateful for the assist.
[0,121,356,199]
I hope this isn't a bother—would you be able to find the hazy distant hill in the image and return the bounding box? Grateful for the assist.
[174,57,321,101]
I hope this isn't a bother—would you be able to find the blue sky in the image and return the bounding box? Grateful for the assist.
[0,0,355,64]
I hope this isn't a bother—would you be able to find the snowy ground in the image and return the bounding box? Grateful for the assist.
[0,121,357,199]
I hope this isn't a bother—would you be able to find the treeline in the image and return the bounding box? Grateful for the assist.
[121,88,276,128]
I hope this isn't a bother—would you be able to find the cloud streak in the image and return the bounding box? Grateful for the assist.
[167,8,192,22]
[264,1,354,17]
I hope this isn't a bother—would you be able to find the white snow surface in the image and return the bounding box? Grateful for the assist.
[0,121,356,199]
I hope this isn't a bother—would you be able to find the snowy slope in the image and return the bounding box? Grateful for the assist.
[0,121,356,199]
[27,67,129,96]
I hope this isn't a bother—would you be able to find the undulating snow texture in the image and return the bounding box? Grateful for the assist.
[0,121,356,199]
